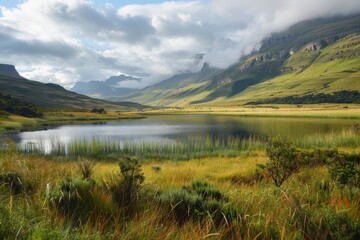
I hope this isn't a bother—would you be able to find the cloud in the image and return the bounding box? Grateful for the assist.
[0,0,359,88]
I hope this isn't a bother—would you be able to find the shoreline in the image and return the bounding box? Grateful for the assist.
[0,111,145,134]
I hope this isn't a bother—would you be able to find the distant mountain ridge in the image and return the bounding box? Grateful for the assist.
[71,75,139,100]
[0,64,146,110]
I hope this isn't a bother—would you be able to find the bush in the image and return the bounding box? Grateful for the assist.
[110,157,144,216]
[265,137,300,187]
[49,177,111,227]
[291,201,360,240]
[157,180,240,226]
[191,179,224,201]
[300,148,339,166]
[329,154,360,186]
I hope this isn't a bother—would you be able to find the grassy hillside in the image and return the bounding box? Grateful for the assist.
[0,73,145,111]
[229,34,360,104]
[206,15,360,105]
[125,63,221,107]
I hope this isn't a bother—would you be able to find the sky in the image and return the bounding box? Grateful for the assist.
[1,0,360,89]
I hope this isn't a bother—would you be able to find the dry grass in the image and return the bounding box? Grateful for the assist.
[1,147,359,239]
[143,104,360,119]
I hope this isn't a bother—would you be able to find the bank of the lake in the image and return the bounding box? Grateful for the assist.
[143,104,360,119]
[0,111,144,133]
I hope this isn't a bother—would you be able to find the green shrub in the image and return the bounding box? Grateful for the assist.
[329,154,360,186]
[49,177,111,227]
[110,157,144,216]
[157,180,240,226]
[300,148,339,166]
[265,137,300,187]
[191,179,224,201]
[323,208,360,240]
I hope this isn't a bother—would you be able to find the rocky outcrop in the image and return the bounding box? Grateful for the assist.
[0,64,21,78]
[302,41,323,52]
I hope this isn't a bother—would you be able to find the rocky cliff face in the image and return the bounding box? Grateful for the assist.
[0,64,21,78]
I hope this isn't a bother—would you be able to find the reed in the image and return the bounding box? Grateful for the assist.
[295,128,360,149]
[19,135,266,161]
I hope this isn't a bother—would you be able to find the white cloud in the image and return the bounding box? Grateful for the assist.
[0,0,359,88]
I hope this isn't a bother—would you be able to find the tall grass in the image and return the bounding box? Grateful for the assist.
[295,129,360,149]
[1,147,359,239]
[19,135,266,161]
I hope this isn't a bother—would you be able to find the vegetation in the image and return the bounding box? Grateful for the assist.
[247,90,360,105]
[265,137,300,187]
[0,73,145,110]
[19,135,265,161]
[91,108,107,114]
[0,110,143,133]
[0,92,43,118]
[0,135,359,239]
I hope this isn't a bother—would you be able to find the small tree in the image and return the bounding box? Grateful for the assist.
[111,157,144,217]
[266,137,300,187]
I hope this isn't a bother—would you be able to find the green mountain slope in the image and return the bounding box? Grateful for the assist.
[0,64,145,111]
[127,14,360,107]
[206,14,360,104]
[125,63,221,106]
[227,33,360,104]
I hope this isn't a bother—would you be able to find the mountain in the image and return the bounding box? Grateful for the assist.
[0,64,145,110]
[126,14,360,107]
[208,14,360,105]
[71,75,139,100]
[125,63,222,106]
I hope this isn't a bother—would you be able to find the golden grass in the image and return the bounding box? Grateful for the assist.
[91,153,267,191]
[1,149,359,239]
[143,104,360,119]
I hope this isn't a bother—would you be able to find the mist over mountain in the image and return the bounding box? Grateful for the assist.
[71,75,140,100]
[125,14,360,106]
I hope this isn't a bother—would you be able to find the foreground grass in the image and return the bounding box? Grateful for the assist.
[1,146,359,239]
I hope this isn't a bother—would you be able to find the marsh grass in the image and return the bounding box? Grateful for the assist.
[20,135,266,161]
[295,128,360,149]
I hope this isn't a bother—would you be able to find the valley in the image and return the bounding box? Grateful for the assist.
[0,7,360,240]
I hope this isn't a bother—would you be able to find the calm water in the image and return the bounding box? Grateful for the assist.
[1,115,356,150]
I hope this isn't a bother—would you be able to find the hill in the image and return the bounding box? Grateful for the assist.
[0,64,145,111]
[71,75,139,100]
[126,14,360,107]
[124,63,222,106]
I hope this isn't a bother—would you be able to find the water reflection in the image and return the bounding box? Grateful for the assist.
[1,115,355,151]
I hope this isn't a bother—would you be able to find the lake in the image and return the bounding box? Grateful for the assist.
[1,115,356,152]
